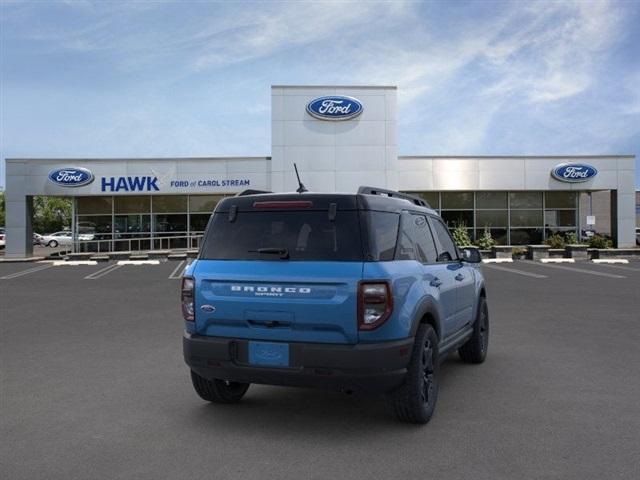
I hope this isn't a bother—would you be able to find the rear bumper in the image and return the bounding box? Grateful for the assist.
[183,333,413,393]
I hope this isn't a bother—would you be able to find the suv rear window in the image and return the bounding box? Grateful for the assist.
[200,211,363,261]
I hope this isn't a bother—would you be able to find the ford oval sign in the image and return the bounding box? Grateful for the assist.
[306,95,363,121]
[551,163,598,183]
[48,167,94,187]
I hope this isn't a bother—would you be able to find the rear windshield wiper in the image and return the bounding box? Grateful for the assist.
[248,247,290,259]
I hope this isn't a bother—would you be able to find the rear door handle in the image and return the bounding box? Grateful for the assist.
[430,277,442,287]
[455,273,465,281]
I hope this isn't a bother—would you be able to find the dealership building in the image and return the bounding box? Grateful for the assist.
[4,85,637,258]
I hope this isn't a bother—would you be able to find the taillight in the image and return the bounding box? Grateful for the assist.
[253,200,313,209]
[358,281,393,330]
[181,277,195,322]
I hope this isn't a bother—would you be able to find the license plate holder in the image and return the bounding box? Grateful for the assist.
[248,341,290,367]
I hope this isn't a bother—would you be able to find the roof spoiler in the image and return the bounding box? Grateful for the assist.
[235,189,272,196]
[357,186,430,208]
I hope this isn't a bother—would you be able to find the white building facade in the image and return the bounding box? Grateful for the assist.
[4,85,637,258]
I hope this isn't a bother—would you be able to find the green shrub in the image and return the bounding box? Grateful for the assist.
[588,234,613,249]
[564,232,578,245]
[475,226,495,250]
[451,222,472,247]
[545,233,565,249]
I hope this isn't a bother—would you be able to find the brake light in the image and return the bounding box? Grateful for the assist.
[358,281,393,330]
[253,201,313,209]
[181,277,195,322]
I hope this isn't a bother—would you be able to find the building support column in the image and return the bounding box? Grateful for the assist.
[613,189,635,248]
[5,195,34,259]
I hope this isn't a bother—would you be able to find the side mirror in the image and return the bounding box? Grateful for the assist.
[461,247,482,264]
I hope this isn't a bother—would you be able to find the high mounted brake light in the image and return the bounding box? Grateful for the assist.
[358,281,393,330]
[181,277,195,322]
[253,201,313,209]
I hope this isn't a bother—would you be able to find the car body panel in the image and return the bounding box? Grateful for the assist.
[192,260,363,344]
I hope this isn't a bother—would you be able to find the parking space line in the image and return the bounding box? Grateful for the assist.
[532,262,626,279]
[84,263,122,280]
[483,264,548,278]
[168,260,185,279]
[117,260,161,266]
[591,263,640,273]
[0,264,54,280]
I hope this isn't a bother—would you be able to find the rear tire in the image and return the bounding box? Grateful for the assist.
[48,240,58,248]
[458,296,489,364]
[386,324,439,424]
[190,370,250,404]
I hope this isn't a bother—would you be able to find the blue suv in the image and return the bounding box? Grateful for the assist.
[182,187,488,423]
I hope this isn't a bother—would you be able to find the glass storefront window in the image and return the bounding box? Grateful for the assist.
[190,214,212,232]
[411,192,439,210]
[476,192,507,209]
[442,192,473,209]
[441,210,473,228]
[510,228,543,245]
[545,191,576,209]
[510,210,543,227]
[153,214,187,233]
[77,215,113,234]
[152,196,188,213]
[115,214,151,235]
[114,196,150,213]
[544,210,576,228]
[509,192,542,209]
[478,228,508,245]
[190,195,225,213]
[77,197,112,214]
[476,210,507,228]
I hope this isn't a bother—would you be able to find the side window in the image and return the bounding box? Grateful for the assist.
[395,213,438,263]
[396,215,417,261]
[412,214,438,263]
[428,217,458,262]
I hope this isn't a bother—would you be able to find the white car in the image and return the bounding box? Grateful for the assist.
[41,231,93,248]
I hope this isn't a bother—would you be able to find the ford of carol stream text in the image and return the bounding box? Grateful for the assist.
[182,186,489,423]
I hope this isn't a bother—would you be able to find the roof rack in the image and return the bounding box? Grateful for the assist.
[357,186,430,208]
[235,189,272,196]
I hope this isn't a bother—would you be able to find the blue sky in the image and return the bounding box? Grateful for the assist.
[1,0,639,188]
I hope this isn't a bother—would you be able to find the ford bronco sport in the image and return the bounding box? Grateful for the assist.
[182,187,488,423]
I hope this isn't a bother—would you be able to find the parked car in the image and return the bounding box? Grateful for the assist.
[41,231,93,247]
[580,229,596,242]
[33,233,44,245]
[636,228,640,246]
[0,227,5,249]
[41,231,72,247]
[182,187,488,424]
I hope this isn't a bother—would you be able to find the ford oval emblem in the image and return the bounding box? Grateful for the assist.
[48,167,95,187]
[551,163,598,183]
[306,95,363,121]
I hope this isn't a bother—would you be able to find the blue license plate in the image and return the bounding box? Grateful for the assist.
[248,341,289,367]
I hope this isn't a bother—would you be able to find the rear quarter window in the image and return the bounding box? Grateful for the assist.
[361,211,399,261]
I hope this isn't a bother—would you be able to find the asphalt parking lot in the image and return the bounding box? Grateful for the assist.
[1,259,639,480]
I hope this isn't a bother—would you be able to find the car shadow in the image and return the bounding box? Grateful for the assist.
[182,355,470,437]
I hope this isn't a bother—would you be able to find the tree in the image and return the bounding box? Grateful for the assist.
[31,196,72,233]
[451,222,472,246]
[0,193,71,232]
[475,226,495,249]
